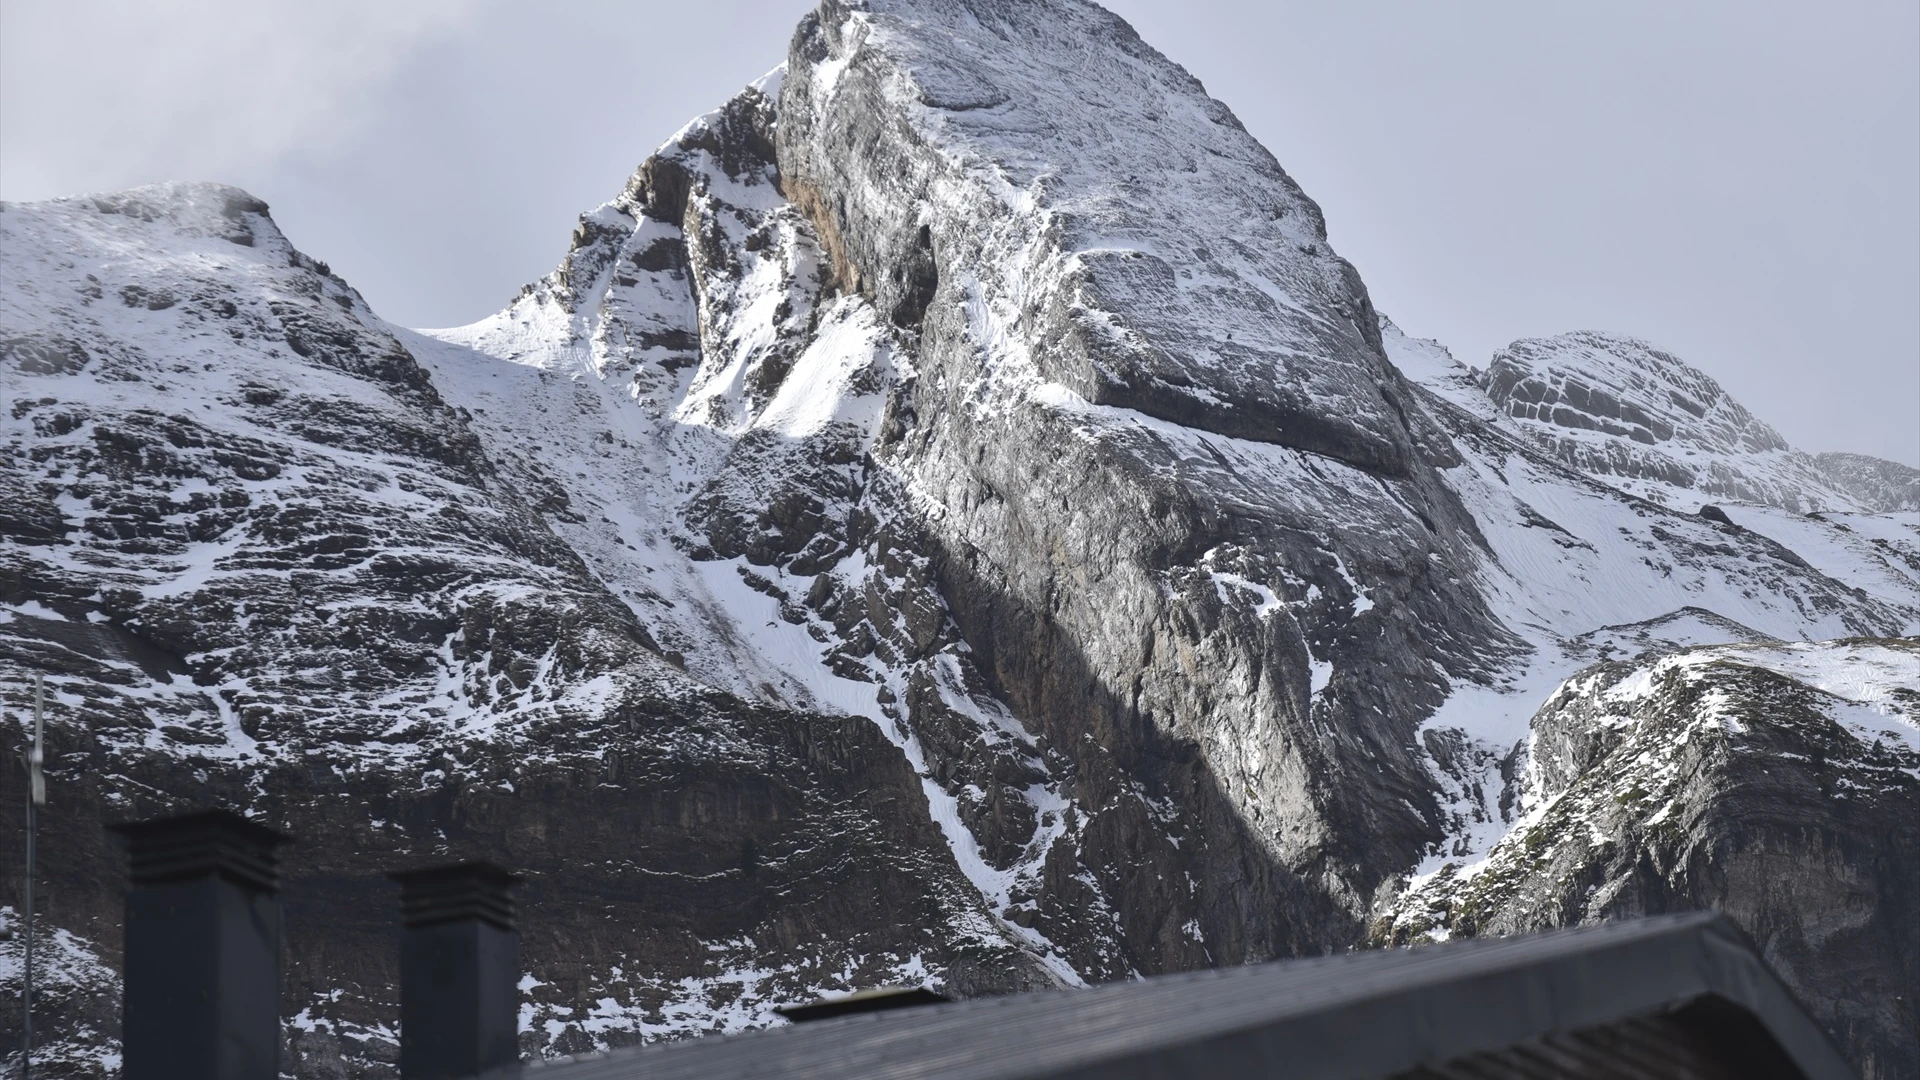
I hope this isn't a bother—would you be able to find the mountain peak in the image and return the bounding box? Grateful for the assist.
[7,4,1919,1075]
[778,0,1423,476]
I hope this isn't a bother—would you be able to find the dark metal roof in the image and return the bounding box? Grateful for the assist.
[531,913,1855,1080]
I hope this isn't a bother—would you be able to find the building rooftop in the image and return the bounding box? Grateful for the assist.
[532,912,1853,1080]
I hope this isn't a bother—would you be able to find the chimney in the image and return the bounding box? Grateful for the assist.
[110,809,288,1080]
[388,862,523,1079]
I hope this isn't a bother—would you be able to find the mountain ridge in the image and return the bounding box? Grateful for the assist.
[1384,320,1920,515]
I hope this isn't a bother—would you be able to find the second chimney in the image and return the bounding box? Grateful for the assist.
[389,862,523,1079]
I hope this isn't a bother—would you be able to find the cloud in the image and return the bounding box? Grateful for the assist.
[0,0,481,199]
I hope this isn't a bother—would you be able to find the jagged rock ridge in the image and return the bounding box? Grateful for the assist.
[3,2,1917,1077]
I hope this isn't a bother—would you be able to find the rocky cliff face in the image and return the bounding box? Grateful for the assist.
[772,0,1533,974]
[4,1,1918,1076]
[1383,639,1920,1078]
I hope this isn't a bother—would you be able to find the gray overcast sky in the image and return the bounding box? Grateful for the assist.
[4,1,1915,465]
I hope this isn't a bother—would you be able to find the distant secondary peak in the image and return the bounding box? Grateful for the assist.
[1473,331,1915,513]
[1484,331,1788,456]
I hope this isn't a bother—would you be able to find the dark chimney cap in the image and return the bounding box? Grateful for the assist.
[108,808,289,893]
[774,985,951,1023]
[388,861,522,932]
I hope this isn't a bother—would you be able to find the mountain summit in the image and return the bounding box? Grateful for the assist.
[4,3,1916,1076]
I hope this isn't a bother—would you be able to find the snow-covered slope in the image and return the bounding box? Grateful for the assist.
[5,1,1918,1076]
[1368,317,1915,873]
[0,183,652,766]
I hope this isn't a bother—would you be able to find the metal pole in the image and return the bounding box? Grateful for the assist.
[20,794,30,1080]
[22,674,44,1080]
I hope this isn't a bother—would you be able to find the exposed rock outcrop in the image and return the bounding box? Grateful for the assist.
[1382,639,1920,1079]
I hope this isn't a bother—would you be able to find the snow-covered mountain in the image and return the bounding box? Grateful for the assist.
[4,1,1916,1076]
[0,180,1059,1075]
[1471,329,1915,514]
